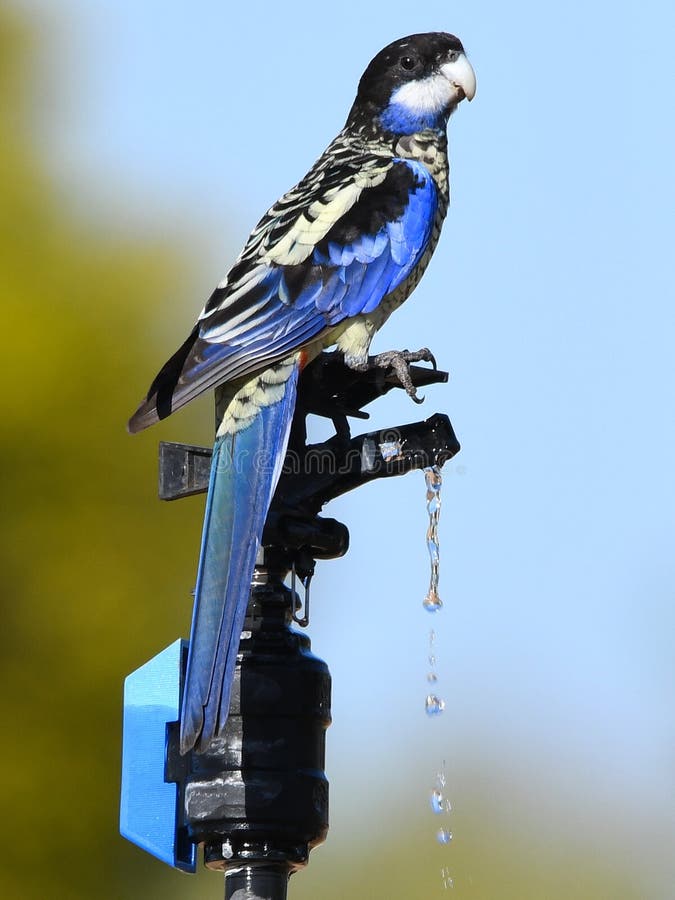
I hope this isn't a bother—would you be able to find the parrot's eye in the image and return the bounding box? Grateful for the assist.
[399,56,417,70]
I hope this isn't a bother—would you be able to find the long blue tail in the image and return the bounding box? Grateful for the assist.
[180,362,300,754]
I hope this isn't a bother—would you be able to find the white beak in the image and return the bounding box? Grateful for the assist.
[441,52,476,102]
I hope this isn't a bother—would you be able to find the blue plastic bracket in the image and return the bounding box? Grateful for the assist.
[120,638,196,872]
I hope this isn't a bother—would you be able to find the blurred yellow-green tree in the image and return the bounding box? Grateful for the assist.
[0,6,209,898]
[0,6,645,899]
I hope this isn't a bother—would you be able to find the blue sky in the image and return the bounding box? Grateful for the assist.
[19,0,675,893]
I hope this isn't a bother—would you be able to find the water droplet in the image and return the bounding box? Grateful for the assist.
[425,695,445,716]
[430,789,444,814]
[437,828,452,845]
[423,591,443,612]
[441,867,454,889]
[427,671,438,683]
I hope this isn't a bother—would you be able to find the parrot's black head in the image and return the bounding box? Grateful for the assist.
[347,32,476,136]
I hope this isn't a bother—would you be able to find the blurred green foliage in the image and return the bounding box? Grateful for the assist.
[0,6,208,897]
[0,6,643,898]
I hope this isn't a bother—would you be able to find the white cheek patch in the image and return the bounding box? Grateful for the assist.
[389,73,454,117]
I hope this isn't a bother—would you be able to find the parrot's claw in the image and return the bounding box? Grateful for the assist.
[369,348,437,404]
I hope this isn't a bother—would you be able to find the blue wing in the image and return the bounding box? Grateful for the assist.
[128,158,438,432]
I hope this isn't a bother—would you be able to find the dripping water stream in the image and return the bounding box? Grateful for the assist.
[422,466,454,887]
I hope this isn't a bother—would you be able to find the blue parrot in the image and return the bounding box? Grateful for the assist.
[128,32,475,754]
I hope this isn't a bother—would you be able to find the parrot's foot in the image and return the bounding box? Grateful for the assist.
[369,348,437,404]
